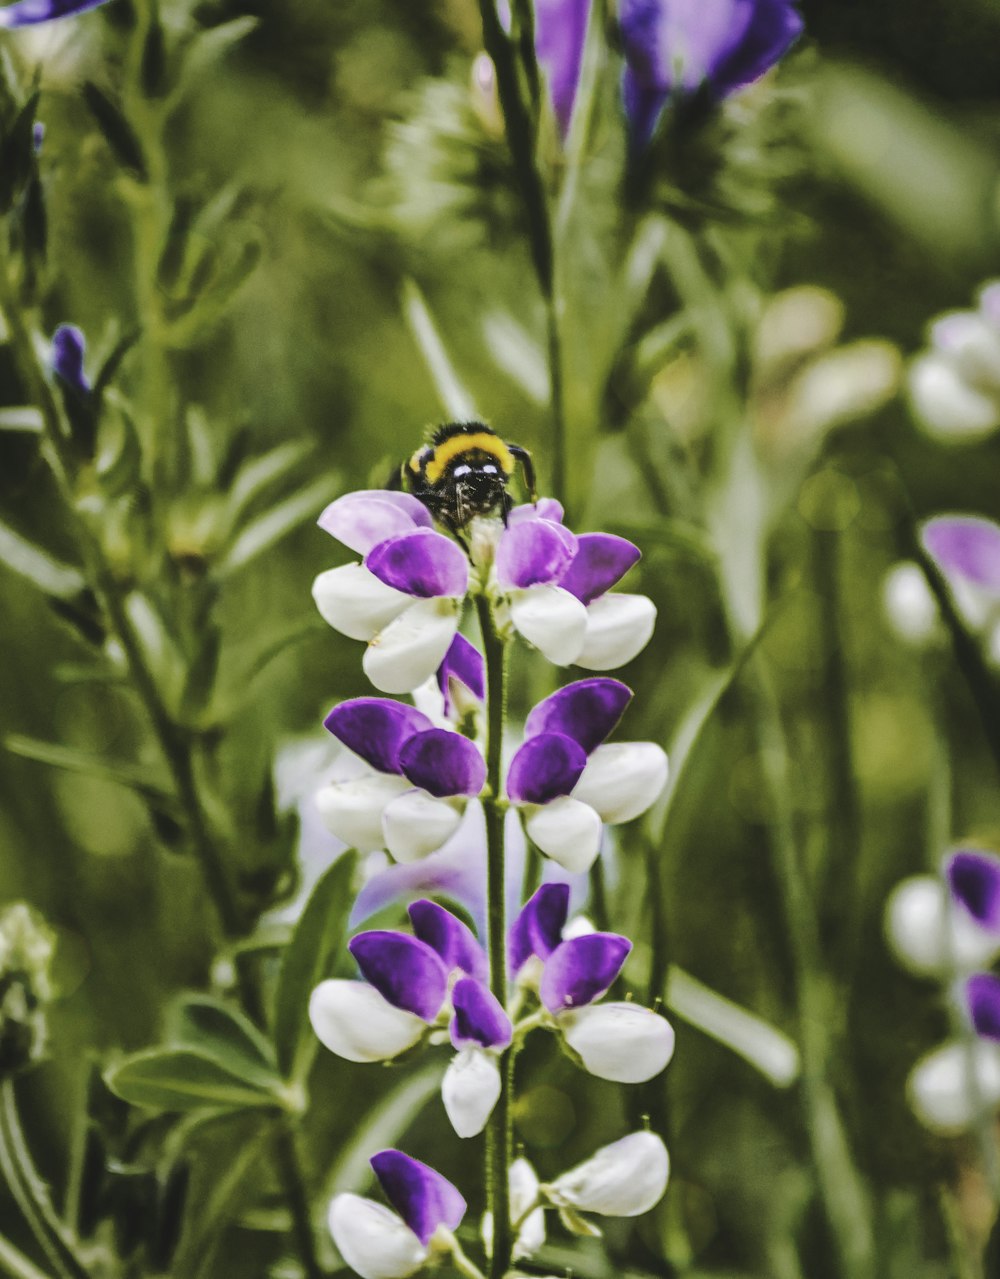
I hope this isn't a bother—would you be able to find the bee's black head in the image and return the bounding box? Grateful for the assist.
[447,459,508,523]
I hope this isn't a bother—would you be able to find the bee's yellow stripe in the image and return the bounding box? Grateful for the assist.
[423,432,514,485]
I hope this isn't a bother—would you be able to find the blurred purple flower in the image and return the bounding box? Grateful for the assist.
[0,0,108,27]
[619,0,803,148]
[923,516,1000,598]
[494,0,591,140]
[51,324,90,394]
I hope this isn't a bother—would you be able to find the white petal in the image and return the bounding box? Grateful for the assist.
[442,1048,501,1138]
[312,564,411,641]
[363,598,461,695]
[572,743,668,825]
[510,1157,546,1259]
[315,774,410,852]
[546,1131,669,1217]
[907,352,1000,441]
[309,980,426,1063]
[524,798,602,873]
[574,594,656,671]
[382,790,463,863]
[908,1039,1000,1134]
[931,311,1000,391]
[559,1003,675,1083]
[509,585,587,665]
[885,876,1000,977]
[328,1194,427,1279]
[882,562,938,646]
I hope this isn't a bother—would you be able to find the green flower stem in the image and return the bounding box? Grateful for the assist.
[0,1234,52,1279]
[0,276,246,943]
[0,1080,91,1279]
[748,660,876,1279]
[273,1122,323,1279]
[473,0,569,517]
[475,594,513,1279]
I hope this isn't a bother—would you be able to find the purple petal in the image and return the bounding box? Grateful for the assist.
[540,933,632,1012]
[408,899,488,982]
[366,529,469,599]
[437,633,485,711]
[558,533,641,605]
[524,678,632,754]
[349,932,448,1020]
[398,729,485,798]
[509,499,565,525]
[318,490,431,556]
[496,519,577,590]
[967,973,1000,1041]
[450,977,513,1050]
[947,850,1000,931]
[506,733,587,805]
[534,0,590,139]
[0,0,108,26]
[370,1150,467,1246]
[509,882,570,972]
[51,325,90,393]
[621,65,669,150]
[710,0,803,99]
[324,699,433,775]
[620,0,754,93]
[922,517,1000,595]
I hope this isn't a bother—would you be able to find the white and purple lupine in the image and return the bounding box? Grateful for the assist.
[908,282,1000,441]
[329,1149,467,1279]
[506,678,668,872]
[319,697,485,862]
[492,502,655,669]
[0,0,108,26]
[510,883,675,1082]
[619,0,804,149]
[313,491,471,694]
[309,900,512,1138]
[543,1130,670,1219]
[946,849,1000,1042]
[922,516,1000,652]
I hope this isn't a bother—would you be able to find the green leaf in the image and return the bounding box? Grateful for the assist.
[0,89,39,212]
[217,474,337,577]
[170,17,258,108]
[82,82,147,180]
[0,518,85,598]
[401,277,477,420]
[4,734,176,809]
[273,851,358,1078]
[167,994,279,1091]
[104,1048,282,1113]
[225,441,313,527]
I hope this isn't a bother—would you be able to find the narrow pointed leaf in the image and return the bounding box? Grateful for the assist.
[0,518,84,598]
[167,994,279,1091]
[104,1049,281,1113]
[218,475,338,576]
[4,734,176,808]
[82,82,147,180]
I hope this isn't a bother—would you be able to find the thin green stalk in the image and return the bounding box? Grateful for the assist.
[749,661,875,1279]
[273,1123,322,1279]
[475,594,512,1279]
[0,1081,90,1279]
[0,1234,52,1279]
[0,276,246,940]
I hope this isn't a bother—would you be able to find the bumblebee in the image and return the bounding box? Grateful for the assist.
[401,421,536,536]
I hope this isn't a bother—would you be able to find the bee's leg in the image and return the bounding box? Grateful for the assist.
[509,445,537,504]
[500,490,513,527]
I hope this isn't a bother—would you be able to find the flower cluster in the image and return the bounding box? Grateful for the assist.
[885,849,1000,1132]
[311,886,674,1140]
[330,1134,670,1279]
[908,281,1000,442]
[0,902,56,1076]
[310,470,671,1278]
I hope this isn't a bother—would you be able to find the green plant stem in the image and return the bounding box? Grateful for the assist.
[0,276,246,940]
[0,1081,91,1279]
[748,661,875,1279]
[273,1123,323,1279]
[473,0,569,516]
[0,1234,52,1279]
[475,594,513,1279]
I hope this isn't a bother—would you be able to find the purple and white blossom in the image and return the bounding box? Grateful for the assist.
[509,884,675,1082]
[319,697,485,862]
[492,503,656,670]
[619,0,804,149]
[909,282,1000,442]
[506,679,668,872]
[329,1149,466,1279]
[0,0,108,26]
[884,873,1000,978]
[312,491,470,693]
[310,900,511,1137]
